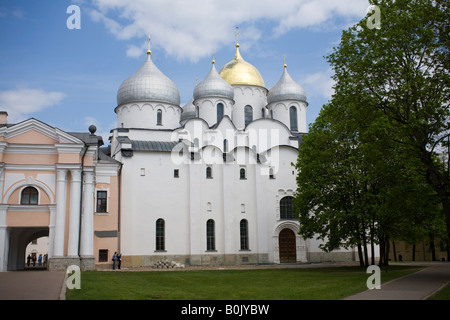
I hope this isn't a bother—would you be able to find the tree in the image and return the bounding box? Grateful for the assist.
[326,0,450,259]
[294,96,439,266]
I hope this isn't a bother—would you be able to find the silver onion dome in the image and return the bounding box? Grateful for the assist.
[180,98,196,122]
[193,61,234,101]
[117,53,180,107]
[267,66,307,104]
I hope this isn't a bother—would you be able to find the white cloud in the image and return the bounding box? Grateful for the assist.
[0,88,66,123]
[87,0,369,62]
[303,69,335,100]
[126,43,145,58]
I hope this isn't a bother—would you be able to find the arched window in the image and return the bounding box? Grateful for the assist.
[261,108,265,118]
[217,103,224,123]
[240,168,246,180]
[21,187,38,205]
[244,105,253,126]
[289,106,298,131]
[206,219,215,251]
[223,139,228,153]
[157,109,163,125]
[206,166,212,179]
[240,219,249,250]
[196,106,199,118]
[280,196,294,220]
[156,218,165,251]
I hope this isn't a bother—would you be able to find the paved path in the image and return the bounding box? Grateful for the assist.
[343,263,450,300]
[0,269,65,300]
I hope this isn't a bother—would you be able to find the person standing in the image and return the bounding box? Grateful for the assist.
[117,252,122,270]
[26,254,31,267]
[112,251,117,270]
[38,254,42,267]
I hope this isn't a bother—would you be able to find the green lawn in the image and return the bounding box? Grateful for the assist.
[66,265,423,300]
[428,283,450,300]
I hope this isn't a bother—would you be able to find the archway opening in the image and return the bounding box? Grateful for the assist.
[25,236,49,269]
[7,227,49,271]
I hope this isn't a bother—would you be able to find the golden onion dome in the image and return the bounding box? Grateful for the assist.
[219,43,265,88]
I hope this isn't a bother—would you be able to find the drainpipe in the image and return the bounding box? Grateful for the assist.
[117,164,122,254]
[77,144,88,259]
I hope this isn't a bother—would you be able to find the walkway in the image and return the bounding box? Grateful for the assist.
[0,269,65,300]
[343,262,450,300]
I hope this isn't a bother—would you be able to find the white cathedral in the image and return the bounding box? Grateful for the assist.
[108,41,356,267]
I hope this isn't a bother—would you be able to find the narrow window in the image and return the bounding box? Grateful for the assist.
[196,106,199,117]
[269,168,275,179]
[174,169,179,178]
[240,168,246,180]
[261,108,265,118]
[157,109,162,125]
[223,139,228,153]
[280,196,294,220]
[289,106,298,131]
[217,103,224,123]
[98,249,108,262]
[21,187,38,205]
[244,105,253,126]
[206,219,215,251]
[96,190,108,213]
[156,218,165,251]
[240,219,249,250]
[206,166,212,179]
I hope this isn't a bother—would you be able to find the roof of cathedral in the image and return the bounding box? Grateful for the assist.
[116,51,180,107]
[219,43,265,88]
[194,60,234,101]
[267,65,307,104]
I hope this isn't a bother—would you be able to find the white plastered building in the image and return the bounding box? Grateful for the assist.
[109,43,356,267]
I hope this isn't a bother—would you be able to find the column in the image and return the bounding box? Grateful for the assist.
[67,169,82,257]
[53,168,67,257]
[80,169,94,257]
[0,205,9,272]
[47,204,56,258]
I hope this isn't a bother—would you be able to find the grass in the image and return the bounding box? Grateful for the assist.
[66,265,423,300]
[428,282,450,300]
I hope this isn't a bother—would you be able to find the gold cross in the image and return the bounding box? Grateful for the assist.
[147,35,151,55]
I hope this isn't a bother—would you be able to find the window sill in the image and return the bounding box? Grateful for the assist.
[154,250,167,253]
[95,212,108,216]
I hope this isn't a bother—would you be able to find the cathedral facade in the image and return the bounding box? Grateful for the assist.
[110,42,355,267]
[0,42,356,272]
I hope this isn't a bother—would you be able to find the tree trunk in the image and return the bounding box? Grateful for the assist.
[392,241,397,261]
[429,234,436,261]
[412,244,416,261]
[385,237,390,266]
[357,243,365,267]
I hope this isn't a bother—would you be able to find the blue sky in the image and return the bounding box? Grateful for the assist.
[0,0,370,143]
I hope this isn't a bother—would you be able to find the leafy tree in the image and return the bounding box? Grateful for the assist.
[294,0,448,265]
[326,0,450,259]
